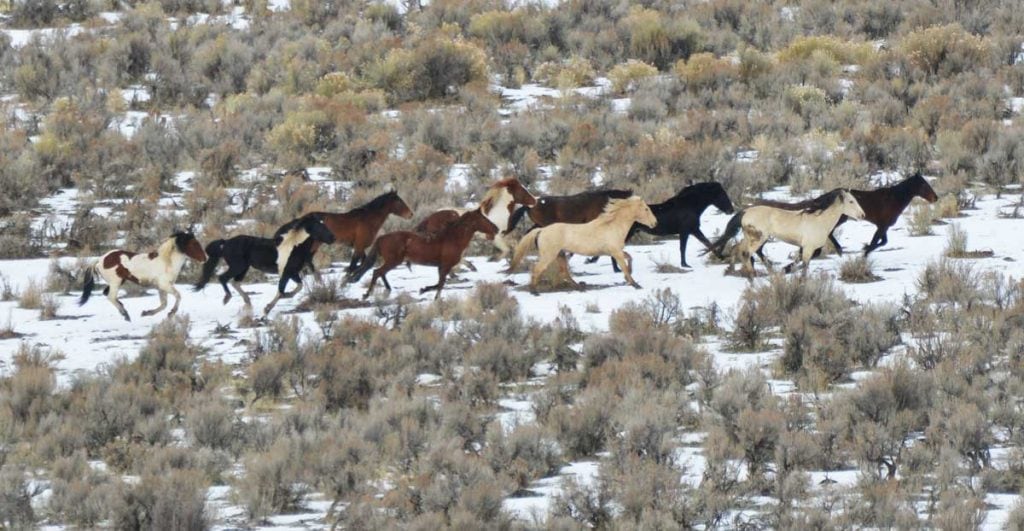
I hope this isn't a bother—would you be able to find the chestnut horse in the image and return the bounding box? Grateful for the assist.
[346,209,499,300]
[510,196,657,294]
[506,189,633,232]
[756,172,939,255]
[417,178,536,259]
[307,190,414,274]
[80,232,208,321]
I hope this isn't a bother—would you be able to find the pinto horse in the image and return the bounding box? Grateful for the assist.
[79,232,208,321]
[590,181,735,271]
[756,173,939,255]
[710,190,865,276]
[307,190,414,274]
[346,209,499,300]
[510,196,657,294]
[195,213,336,315]
[506,189,634,232]
[417,178,536,259]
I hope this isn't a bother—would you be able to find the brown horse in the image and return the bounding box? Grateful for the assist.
[346,209,499,300]
[417,178,536,258]
[756,172,938,255]
[506,189,633,231]
[307,190,414,274]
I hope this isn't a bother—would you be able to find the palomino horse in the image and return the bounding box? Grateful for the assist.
[756,172,939,256]
[417,178,536,260]
[711,190,865,276]
[346,209,499,300]
[506,189,633,232]
[79,232,208,321]
[509,196,658,294]
[591,181,735,271]
[308,190,414,274]
[195,213,336,315]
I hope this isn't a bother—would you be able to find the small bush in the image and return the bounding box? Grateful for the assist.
[908,204,935,236]
[236,438,308,520]
[608,60,658,94]
[839,256,881,283]
[17,279,42,310]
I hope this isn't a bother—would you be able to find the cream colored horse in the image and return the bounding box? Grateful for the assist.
[735,189,865,276]
[510,196,657,293]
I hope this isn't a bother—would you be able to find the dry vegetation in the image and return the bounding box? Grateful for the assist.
[0,0,1023,527]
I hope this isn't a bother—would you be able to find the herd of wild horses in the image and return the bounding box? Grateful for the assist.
[78,173,940,320]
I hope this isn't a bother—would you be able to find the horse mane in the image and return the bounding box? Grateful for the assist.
[356,190,399,212]
[601,189,633,200]
[479,183,509,213]
[156,236,178,267]
[669,182,722,203]
[595,196,642,225]
[800,189,845,214]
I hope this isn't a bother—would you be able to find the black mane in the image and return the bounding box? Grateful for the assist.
[356,191,399,212]
[668,182,724,204]
[172,231,195,253]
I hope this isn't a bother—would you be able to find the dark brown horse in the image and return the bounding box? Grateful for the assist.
[346,209,499,300]
[755,173,938,255]
[308,190,414,273]
[506,189,633,232]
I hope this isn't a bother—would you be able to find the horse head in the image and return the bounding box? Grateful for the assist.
[710,183,735,214]
[388,191,415,219]
[838,190,866,220]
[503,178,537,206]
[173,231,208,262]
[468,209,499,240]
[910,172,939,203]
[303,214,337,244]
[629,197,658,228]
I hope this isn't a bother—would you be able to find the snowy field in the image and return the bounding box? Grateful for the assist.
[1,176,1022,527]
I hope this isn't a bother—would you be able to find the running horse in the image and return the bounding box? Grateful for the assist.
[590,181,735,271]
[708,190,865,276]
[79,232,208,321]
[755,172,939,255]
[306,190,414,274]
[194,213,336,315]
[346,209,499,300]
[416,177,537,261]
[509,196,658,294]
[506,189,634,232]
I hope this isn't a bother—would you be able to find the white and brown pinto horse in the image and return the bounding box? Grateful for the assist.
[509,196,657,294]
[79,232,208,321]
[710,189,865,276]
[416,178,537,261]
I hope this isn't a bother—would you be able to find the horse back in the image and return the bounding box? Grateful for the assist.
[532,190,626,226]
[849,188,901,226]
[416,210,460,234]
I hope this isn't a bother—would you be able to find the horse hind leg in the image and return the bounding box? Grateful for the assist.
[556,253,581,290]
[106,280,131,322]
[613,251,641,289]
[231,279,252,307]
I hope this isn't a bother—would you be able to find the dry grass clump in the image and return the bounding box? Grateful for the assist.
[943,223,993,259]
[17,279,43,309]
[839,256,882,283]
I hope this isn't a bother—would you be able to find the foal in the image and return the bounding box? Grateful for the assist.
[347,209,499,300]
[195,213,336,315]
[79,232,208,321]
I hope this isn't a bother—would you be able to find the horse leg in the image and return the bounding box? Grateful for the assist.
[421,265,452,299]
[167,285,182,316]
[106,280,131,322]
[263,276,293,316]
[529,253,556,295]
[364,259,399,299]
[141,289,168,317]
[864,227,888,255]
[829,232,844,256]
[556,254,581,290]
[346,250,362,274]
[492,234,510,262]
[679,231,692,268]
[613,250,641,289]
[231,278,252,307]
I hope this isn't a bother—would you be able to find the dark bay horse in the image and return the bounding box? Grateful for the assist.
[755,173,938,255]
[80,232,208,321]
[308,190,414,274]
[590,181,735,270]
[506,189,634,232]
[418,178,536,259]
[346,209,499,300]
[195,213,336,315]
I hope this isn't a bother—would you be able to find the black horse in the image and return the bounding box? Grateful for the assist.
[589,182,735,270]
[195,213,336,315]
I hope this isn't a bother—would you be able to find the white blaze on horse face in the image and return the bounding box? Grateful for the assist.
[277,228,310,274]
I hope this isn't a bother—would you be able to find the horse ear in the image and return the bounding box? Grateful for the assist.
[384,182,395,193]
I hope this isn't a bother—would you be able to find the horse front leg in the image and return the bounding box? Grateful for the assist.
[864,227,888,255]
[829,231,844,256]
[141,289,168,317]
[556,254,581,290]
[420,265,452,299]
[613,251,641,289]
[492,234,511,262]
[679,231,693,268]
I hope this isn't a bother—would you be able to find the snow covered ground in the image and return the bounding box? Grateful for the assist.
[2,175,1023,526]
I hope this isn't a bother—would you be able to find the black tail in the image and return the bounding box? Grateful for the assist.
[194,239,225,291]
[79,266,95,306]
[345,244,379,284]
[705,211,744,258]
[506,205,531,234]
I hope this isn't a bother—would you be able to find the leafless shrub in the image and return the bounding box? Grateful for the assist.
[109,470,209,531]
[235,437,308,521]
[485,423,562,491]
[17,279,42,310]
[839,256,881,283]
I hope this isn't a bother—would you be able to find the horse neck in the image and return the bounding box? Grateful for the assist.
[447,215,487,245]
[816,199,851,225]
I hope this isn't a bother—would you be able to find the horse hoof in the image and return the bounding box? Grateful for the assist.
[141,310,154,317]
[222,295,231,305]
[631,283,642,290]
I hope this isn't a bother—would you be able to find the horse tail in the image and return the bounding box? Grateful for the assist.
[706,211,745,258]
[506,205,531,234]
[78,264,96,306]
[509,228,541,271]
[194,239,224,292]
[346,242,379,284]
